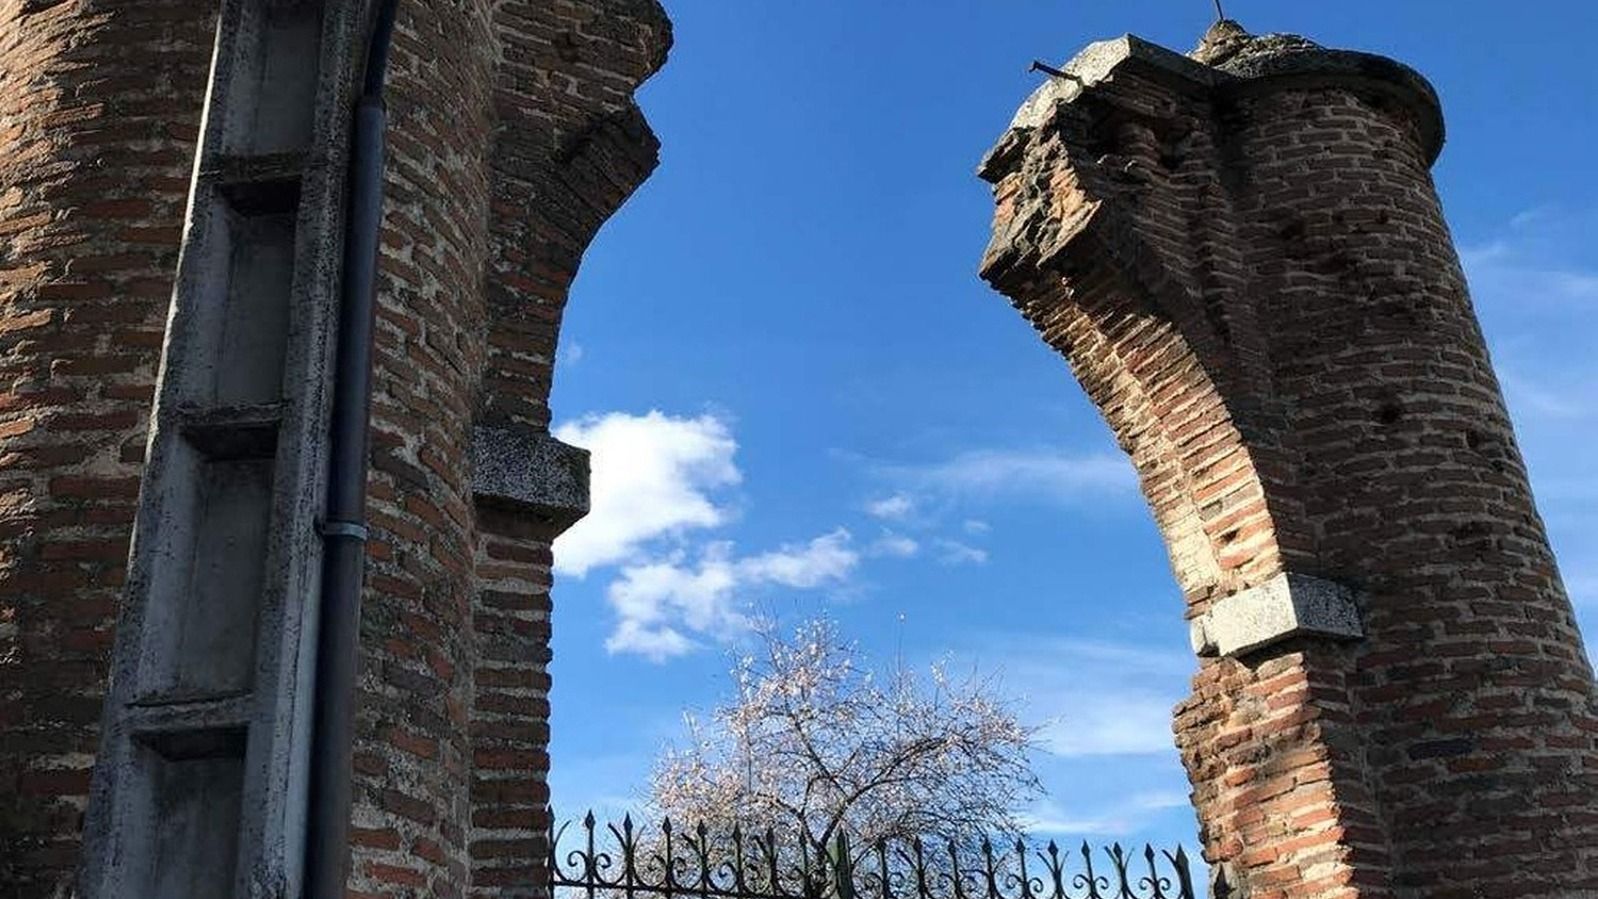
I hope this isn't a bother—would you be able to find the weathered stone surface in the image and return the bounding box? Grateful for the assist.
[1188,573,1361,657]
[472,425,590,532]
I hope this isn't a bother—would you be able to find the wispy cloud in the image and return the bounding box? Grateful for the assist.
[1037,694,1178,757]
[739,529,859,588]
[881,448,1135,505]
[1021,790,1191,837]
[867,532,920,559]
[866,493,916,521]
[1508,205,1554,231]
[1500,372,1593,421]
[1458,207,1598,644]
[1463,250,1598,307]
[547,747,668,820]
[1461,208,1598,312]
[995,638,1191,758]
[934,538,988,566]
[1564,566,1598,608]
[910,633,1194,847]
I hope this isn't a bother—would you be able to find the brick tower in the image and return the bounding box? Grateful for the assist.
[1,2,219,892]
[979,20,1598,898]
[0,1,669,897]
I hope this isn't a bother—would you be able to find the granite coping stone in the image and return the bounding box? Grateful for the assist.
[472,424,590,533]
[1189,572,1364,658]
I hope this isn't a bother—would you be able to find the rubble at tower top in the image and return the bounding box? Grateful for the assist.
[1189,19,1323,69]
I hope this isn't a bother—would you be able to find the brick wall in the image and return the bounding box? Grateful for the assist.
[0,3,214,894]
[0,0,669,896]
[466,509,557,896]
[980,23,1598,898]
[345,5,495,897]
[348,1,670,897]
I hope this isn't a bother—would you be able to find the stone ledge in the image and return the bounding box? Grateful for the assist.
[1189,573,1362,658]
[472,424,590,534]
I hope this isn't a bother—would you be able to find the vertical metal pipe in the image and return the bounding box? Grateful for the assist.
[303,1,397,896]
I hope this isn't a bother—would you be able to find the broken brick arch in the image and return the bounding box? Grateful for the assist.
[2,3,1595,898]
[978,21,1598,899]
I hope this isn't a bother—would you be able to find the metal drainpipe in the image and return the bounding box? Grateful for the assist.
[304,1,398,896]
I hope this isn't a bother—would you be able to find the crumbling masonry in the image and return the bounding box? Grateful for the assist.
[0,4,1595,899]
[980,21,1598,898]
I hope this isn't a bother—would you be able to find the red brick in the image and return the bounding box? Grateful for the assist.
[978,21,1598,898]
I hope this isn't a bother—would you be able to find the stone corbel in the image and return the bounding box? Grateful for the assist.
[1189,572,1362,658]
[472,423,590,535]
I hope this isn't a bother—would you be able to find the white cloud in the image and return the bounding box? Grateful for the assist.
[606,619,696,661]
[561,341,586,367]
[552,411,885,661]
[866,493,916,521]
[605,547,743,657]
[604,530,861,662]
[553,411,741,576]
[934,538,988,566]
[738,529,859,588]
[963,519,991,535]
[867,532,920,559]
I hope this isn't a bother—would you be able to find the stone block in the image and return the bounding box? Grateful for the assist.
[1189,573,1362,658]
[472,424,590,534]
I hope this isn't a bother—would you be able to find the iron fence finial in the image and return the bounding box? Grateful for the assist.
[546,812,1198,899]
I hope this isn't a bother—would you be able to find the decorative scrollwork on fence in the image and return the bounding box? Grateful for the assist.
[546,810,1197,899]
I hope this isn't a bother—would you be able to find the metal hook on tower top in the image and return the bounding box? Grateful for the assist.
[1029,60,1079,82]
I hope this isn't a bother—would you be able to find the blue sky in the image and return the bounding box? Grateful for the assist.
[543,0,1598,856]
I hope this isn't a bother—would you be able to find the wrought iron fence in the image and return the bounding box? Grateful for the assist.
[548,811,1198,899]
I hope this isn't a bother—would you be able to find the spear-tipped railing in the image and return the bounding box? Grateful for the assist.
[547,810,1197,899]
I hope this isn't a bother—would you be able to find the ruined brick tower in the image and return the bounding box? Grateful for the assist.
[4,4,1597,898]
[980,20,1598,898]
[0,1,668,896]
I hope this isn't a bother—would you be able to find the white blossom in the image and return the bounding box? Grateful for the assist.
[648,617,1043,850]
